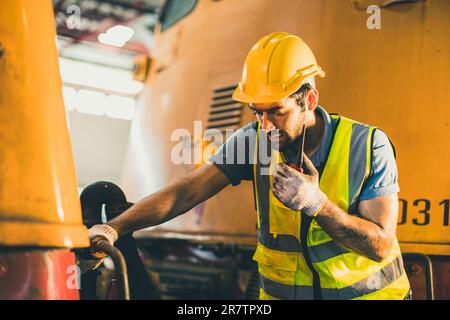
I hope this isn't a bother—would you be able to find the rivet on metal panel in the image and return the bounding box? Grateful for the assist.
[410,264,423,276]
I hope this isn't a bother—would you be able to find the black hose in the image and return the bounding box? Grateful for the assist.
[79,181,156,299]
[95,240,130,300]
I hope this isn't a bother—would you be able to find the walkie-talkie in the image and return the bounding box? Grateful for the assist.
[287,123,306,173]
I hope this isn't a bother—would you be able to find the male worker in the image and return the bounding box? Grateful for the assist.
[87,32,411,300]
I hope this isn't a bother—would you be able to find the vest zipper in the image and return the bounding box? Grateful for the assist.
[300,215,322,300]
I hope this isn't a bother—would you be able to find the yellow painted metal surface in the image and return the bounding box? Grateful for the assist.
[0,0,89,248]
[122,0,449,256]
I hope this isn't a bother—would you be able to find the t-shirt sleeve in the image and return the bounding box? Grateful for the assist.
[207,122,257,186]
[358,129,400,201]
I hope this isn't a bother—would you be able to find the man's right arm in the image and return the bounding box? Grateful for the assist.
[89,121,257,245]
[104,163,231,237]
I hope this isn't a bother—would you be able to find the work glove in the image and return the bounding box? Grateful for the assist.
[76,224,119,274]
[88,224,119,257]
[272,153,328,217]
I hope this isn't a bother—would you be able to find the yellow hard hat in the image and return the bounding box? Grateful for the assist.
[233,32,325,104]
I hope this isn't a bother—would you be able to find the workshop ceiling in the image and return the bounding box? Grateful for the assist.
[54,0,165,56]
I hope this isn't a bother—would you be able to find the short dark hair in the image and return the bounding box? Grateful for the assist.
[290,83,313,111]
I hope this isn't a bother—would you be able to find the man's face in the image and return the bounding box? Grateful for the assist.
[248,96,307,151]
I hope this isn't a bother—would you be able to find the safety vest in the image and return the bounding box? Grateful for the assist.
[252,114,410,300]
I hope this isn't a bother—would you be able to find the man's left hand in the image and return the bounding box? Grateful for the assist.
[272,153,328,217]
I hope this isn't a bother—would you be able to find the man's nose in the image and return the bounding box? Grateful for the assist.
[261,113,275,132]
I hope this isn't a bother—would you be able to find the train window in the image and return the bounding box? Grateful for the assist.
[160,0,198,32]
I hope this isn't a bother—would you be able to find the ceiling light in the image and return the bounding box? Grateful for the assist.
[98,25,135,48]
[59,58,144,96]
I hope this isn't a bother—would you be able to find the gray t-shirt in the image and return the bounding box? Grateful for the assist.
[208,106,400,201]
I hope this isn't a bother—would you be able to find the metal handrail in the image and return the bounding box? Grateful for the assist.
[403,252,434,300]
[94,240,130,300]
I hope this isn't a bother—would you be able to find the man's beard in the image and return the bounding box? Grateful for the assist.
[269,130,298,152]
[279,135,298,151]
[278,131,305,152]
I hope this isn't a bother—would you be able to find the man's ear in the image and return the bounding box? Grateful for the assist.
[307,88,319,110]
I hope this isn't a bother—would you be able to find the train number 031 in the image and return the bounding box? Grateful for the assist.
[398,199,449,226]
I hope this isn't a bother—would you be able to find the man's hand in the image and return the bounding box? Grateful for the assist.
[76,224,119,274]
[272,153,399,261]
[87,224,119,258]
[272,154,327,217]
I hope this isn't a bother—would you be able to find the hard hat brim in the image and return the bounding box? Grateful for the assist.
[232,88,295,104]
[233,67,325,104]
[232,74,305,104]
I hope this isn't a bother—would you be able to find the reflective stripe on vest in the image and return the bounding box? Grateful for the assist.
[252,114,410,300]
[259,255,407,300]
